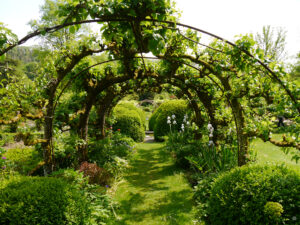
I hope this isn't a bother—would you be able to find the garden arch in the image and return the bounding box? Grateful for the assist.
[0,0,298,175]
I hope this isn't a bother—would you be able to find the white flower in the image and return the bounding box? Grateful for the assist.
[292,216,297,221]
[292,136,296,140]
[167,116,171,120]
[209,133,213,138]
[208,140,214,146]
[172,114,176,119]
[207,123,213,130]
[181,124,184,129]
[186,121,190,125]
[173,120,177,125]
[167,119,171,124]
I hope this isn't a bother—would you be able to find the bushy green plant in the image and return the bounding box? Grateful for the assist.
[3,147,42,175]
[51,168,89,188]
[166,131,194,168]
[186,142,237,174]
[53,131,80,169]
[0,175,90,225]
[51,169,116,224]
[104,155,129,179]
[166,128,237,173]
[264,201,284,224]
[113,104,145,142]
[206,164,300,225]
[193,173,220,223]
[116,102,146,129]
[148,107,160,131]
[149,100,188,140]
[0,132,15,146]
[0,147,7,170]
[89,132,134,167]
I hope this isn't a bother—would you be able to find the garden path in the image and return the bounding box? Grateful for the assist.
[113,141,197,225]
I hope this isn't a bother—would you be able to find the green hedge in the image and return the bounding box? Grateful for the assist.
[113,103,145,142]
[116,102,146,129]
[205,164,300,225]
[148,107,160,131]
[0,176,90,225]
[149,100,188,140]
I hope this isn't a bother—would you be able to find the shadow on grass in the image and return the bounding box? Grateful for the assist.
[116,143,194,225]
[117,189,193,225]
[124,145,180,192]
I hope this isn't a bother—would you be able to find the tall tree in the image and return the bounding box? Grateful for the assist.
[255,25,287,62]
[290,52,300,79]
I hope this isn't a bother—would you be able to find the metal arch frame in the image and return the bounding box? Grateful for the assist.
[1,17,298,113]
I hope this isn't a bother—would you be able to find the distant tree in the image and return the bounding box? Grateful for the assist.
[290,52,300,79]
[0,58,23,86]
[6,46,40,63]
[255,25,287,62]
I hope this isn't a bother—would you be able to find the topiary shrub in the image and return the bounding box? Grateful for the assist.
[149,100,188,141]
[0,176,90,225]
[113,103,145,142]
[116,102,146,129]
[148,106,160,131]
[206,164,300,225]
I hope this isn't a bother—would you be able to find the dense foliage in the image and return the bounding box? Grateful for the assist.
[0,0,299,224]
[195,165,300,225]
[112,103,145,142]
[0,176,90,224]
[165,119,237,174]
[149,100,188,140]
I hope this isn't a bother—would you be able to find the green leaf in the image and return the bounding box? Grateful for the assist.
[69,26,76,34]
[0,54,5,62]
[40,29,47,36]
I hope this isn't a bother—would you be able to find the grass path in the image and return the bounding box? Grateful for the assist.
[113,142,197,225]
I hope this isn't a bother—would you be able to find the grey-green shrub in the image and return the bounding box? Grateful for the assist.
[205,164,300,225]
[149,100,188,141]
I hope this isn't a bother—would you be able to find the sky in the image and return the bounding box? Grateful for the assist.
[0,0,299,60]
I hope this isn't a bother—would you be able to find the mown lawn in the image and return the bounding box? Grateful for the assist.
[113,142,197,225]
[251,134,300,171]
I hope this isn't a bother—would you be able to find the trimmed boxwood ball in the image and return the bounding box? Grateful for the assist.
[206,164,300,225]
[149,100,188,141]
[116,102,146,129]
[0,176,90,225]
[113,103,145,142]
[148,106,160,131]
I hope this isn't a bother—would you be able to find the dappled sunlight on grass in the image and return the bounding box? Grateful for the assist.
[113,143,197,225]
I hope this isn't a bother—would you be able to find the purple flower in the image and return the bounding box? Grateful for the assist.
[2,166,6,170]
[1,156,6,160]
[105,185,110,188]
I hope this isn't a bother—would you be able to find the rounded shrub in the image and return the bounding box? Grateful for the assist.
[0,176,90,225]
[149,100,188,140]
[148,107,160,131]
[206,164,300,225]
[116,102,146,129]
[113,103,145,142]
